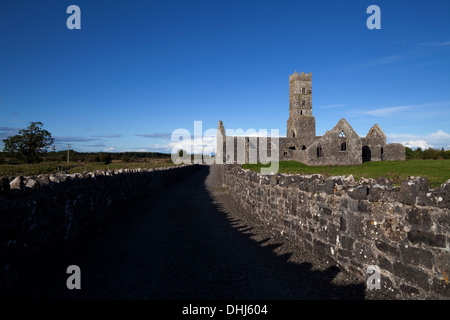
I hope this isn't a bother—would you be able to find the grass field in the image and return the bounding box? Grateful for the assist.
[1,159,449,188]
[0,158,176,177]
[242,160,450,188]
[66,159,177,174]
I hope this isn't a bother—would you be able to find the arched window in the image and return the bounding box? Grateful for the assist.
[339,130,346,138]
[302,87,305,94]
[316,144,323,157]
[341,142,347,151]
[301,145,306,150]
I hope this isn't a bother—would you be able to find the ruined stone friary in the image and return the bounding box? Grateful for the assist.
[217,71,406,166]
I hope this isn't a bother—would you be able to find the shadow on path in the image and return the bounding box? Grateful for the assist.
[14,165,365,300]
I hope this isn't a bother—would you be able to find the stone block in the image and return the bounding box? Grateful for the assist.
[347,198,359,212]
[326,225,340,245]
[289,175,302,186]
[407,230,446,248]
[320,206,332,216]
[405,207,432,228]
[378,254,394,273]
[357,200,371,213]
[304,240,313,253]
[416,190,436,206]
[36,175,50,188]
[316,180,334,195]
[393,204,405,216]
[10,176,24,190]
[313,239,328,258]
[316,183,326,193]
[339,216,346,232]
[367,184,387,202]
[399,284,420,296]
[305,181,317,193]
[338,198,348,212]
[348,185,368,200]
[344,174,355,184]
[399,178,429,205]
[431,278,450,298]
[329,176,344,185]
[376,176,393,187]
[25,179,40,190]
[436,211,450,229]
[340,236,355,251]
[393,263,430,290]
[400,245,433,270]
[278,175,289,188]
[337,248,352,258]
[269,175,279,186]
[375,241,400,260]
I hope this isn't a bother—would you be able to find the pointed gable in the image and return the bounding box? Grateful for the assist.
[366,124,386,145]
[323,118,359,139]
[366,124,385,139]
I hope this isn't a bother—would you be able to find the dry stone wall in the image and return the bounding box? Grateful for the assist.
[224,165,449,299]
[0,164,199,295]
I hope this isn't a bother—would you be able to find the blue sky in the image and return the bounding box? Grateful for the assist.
[1,0,449,153]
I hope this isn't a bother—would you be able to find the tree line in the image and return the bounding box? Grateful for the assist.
[405,147,450,160]
[0,149,171,165]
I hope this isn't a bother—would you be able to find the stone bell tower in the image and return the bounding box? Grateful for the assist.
[287,71,316,143]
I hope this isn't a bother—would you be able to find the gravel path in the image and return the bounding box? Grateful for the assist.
[16,164,367,299]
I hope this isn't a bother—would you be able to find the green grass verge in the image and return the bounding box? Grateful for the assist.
[66,160,177,174]
[0,162,80,177]
[242,160,450,188]
[0,159,177,177]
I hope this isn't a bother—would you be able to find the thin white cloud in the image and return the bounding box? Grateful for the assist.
[419,40,450,47]
[366,106,413,117]
[355,54,407,69]
[136,133,172,139]
[93,134,122,138]
[388,130,450,150]
[55,136,98,142]
[125,146,171,153]
[364,101,450,117]
[0,126,21,131]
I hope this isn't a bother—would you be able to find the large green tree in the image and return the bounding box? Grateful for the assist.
[2,121,54,163]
